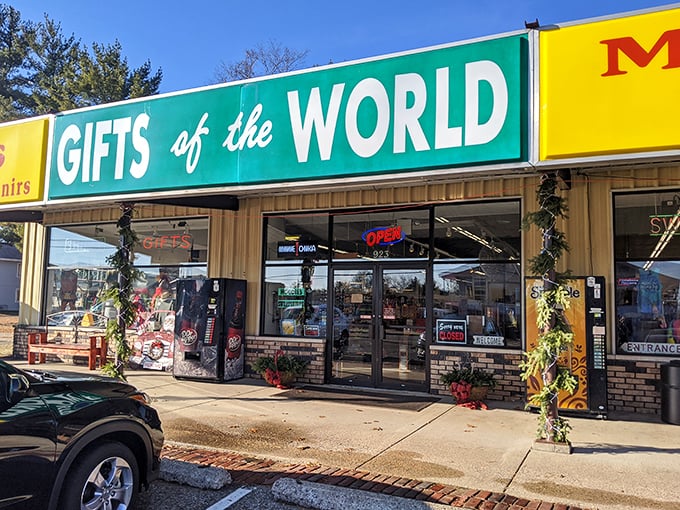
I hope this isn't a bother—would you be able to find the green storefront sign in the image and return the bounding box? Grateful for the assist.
[49,34,527,200]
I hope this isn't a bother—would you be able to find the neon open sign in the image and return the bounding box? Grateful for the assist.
[362,226,404,247]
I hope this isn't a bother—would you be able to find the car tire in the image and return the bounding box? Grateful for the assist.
[59,441,139,510]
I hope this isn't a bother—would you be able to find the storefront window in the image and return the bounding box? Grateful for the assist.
[433,201,520,261]
[614,192,680,356]
[333,209,430,260]
[45,218,208,324]
[262,263,329,337]
[433,262,521,348]
[265,214,329,262]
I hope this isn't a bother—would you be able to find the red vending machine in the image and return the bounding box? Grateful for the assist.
[173,278,247,382]
[525,276,608,418]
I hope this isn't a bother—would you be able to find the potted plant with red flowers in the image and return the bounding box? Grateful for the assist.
[441,365,496,404]
[252,349,309,389]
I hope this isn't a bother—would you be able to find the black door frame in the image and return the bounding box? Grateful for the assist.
[327,260,430,391]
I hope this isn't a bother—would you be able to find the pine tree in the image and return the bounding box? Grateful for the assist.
[0,3,163,121]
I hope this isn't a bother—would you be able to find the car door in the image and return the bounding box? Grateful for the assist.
[0,364,57,509]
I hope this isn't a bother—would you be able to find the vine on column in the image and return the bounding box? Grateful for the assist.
[521,172,577,444]
[101,203,140,380]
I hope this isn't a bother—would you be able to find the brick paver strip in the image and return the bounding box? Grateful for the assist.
[337,476,355,487]
[160,444,587,509]
[489,502,510,510]
[466,496,484,507]
[416,491,433,500]
[392,486,411,497]
[382,484,400,495]
[439,494,456,505]
[349,478,367,489]
[403,489,422,499]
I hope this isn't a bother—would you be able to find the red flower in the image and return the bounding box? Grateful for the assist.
[450,381,487,410]
[264,368,281,387]
[450,381,472,403]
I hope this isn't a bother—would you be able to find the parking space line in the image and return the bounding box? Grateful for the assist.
[204,487,253,510]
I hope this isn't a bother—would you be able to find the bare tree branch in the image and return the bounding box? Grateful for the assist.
[214,39,309,82]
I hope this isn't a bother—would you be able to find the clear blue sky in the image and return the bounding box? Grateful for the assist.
[13,0,678,94]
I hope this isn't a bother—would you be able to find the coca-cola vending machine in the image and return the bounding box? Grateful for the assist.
[172,277,246,382]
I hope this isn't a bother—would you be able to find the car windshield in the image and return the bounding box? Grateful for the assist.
[0,359,42,383]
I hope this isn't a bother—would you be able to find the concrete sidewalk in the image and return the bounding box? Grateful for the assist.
[12,360,680,510]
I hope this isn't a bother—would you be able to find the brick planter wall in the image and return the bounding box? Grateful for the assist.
[245,336,325,385]
[430,347,524,402]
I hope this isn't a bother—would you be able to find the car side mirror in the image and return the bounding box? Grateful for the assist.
[7,374,30,405]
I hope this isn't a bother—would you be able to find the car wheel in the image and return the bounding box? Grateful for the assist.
[59,441,139,510]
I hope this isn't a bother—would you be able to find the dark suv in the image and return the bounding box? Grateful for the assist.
[0,359,164,509]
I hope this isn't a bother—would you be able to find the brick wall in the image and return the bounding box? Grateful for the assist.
[13,325,44,359]
[430,348,667,416]
[245,336,325,385]
[430,347,525,402]
[607,358,662,414]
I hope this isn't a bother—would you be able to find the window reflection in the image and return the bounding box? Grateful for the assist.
[333,210,430,260]
[45,219,208,326]
[433,201,520,261]
[433,262,521,348]
[614,191,680,355]
[262,264,329,338]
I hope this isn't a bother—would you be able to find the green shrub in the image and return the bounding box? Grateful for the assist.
[251,350,308,376]
[441,366,496,388]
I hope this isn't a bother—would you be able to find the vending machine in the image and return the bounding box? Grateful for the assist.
[172,277,246,382]
[525,276,608,418]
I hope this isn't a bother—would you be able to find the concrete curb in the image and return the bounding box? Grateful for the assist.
[159,458,232,489]
[272,477,456,510]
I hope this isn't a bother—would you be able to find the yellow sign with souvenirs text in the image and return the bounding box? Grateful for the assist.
[0,118,49,205]
[539,7,680,160]
[525,278,588,411]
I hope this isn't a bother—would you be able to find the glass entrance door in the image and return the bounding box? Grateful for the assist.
[331,268,375,387]
[380,268,427,390]
[331,266,427,391]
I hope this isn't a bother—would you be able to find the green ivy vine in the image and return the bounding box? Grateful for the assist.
[100,203,140,380]
[520,172,578,444]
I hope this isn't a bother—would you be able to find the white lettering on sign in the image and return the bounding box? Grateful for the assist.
[345,78,390,158]
[170,112,209,174]
[222,104,273,151]
[394,73,428,153]
[57,114,150,185]
[435,67,461,149]
[286,60,508,163]
[465,61,507,145]
[287,84,345,163]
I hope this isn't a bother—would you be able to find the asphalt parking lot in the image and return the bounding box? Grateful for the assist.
[134,482,308,510]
